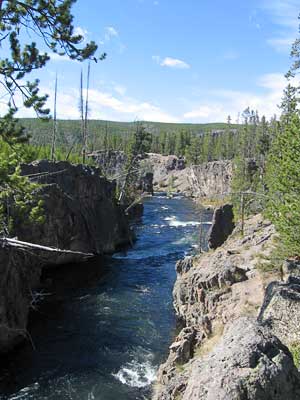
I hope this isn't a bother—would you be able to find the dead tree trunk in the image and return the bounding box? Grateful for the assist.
[50,73,58,162]
[83,63,91,164]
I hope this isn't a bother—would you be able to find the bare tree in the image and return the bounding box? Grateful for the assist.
[83,62,91,164]
[50,73,58,162]
[79,69,84,162]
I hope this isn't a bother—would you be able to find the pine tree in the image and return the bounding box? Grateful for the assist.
[266,112,300,254]
[0,0,104,233]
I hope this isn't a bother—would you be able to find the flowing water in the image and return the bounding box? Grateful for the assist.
[2,195,212,400]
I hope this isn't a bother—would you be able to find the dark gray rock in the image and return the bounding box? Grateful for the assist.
[282,259,300,279]
[87,150,127,179]
[0,161,133,354]
[0,246,41,353]
[19,160,132,256]
[208,204,235,249]
[138,172,154,194]
[176,257,193,274]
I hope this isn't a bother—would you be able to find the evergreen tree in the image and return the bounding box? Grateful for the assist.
[266,112,300,254]
[186,134,201,165]
[0,0,104,233]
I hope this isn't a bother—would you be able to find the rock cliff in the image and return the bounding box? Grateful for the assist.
[207,204,235,249]
[88,150,233,200]
[146,154,232,199]
[153,215,300,399]
[0,160,133,353]
[19,160,132,257]
[189,161,232,199]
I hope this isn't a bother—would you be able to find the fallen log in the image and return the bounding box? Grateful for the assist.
[0,237,94,263]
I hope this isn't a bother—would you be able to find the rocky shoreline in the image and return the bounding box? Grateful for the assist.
[153,214,300,399]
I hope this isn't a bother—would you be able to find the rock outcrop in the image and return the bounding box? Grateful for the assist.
[0,160,133,354]
[153,215,300,400]
[207,204,235,249]
[138,172,154,195]
[188,160,232,199]
[88,150,127,179]
[0,244,42,353]
[88,150,234,199]
[145,154,233,198]
[180,318,300,400]
[19,160,132,257]
[258,275,300,347]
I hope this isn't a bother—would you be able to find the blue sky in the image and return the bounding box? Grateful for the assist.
[3,0,300,123]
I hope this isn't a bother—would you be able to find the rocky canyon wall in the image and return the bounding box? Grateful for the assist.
[153,215,300,399]
[0,160,133,353]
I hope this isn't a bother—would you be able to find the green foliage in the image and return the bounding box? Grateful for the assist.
[0,0,103,236]
[230,111,274,219]
[265,112,300,255]
[0,0,104,121]
[289,342,300,369]
[0,139,44,235]
[265,39,300,255]
[120,123,152,203]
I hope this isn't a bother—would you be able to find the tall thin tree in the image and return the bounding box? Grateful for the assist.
[83,62,91,164]
[51,73,58,162]
[79,69,84,162]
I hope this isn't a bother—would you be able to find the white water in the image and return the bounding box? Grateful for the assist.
[164,216,212,228]
[113,360,157,388]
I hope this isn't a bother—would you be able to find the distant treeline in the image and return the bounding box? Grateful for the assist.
[21,109,278,166]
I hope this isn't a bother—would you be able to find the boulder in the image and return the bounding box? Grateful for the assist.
[182,317,300,400]
[207,204,235,249]
[258,276,300,346]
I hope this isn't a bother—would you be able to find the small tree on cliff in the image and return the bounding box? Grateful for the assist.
[0,0,105,234]
[119,123,152,203]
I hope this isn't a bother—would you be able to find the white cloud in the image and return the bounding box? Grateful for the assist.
[87,90,178,122]
[113,84,127,96]
[183,72,299,123]
[184,105,224,120]
[267,37,294,52]
[74,26,89,40]
[49,53,78,63]
[262,0,299,29]
[153,56,190,69]
[262,0,299,52]
[104,26,119,41]
[3,83,178,123]
[101,26,126,54]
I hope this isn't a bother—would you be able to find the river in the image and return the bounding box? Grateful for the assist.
[2,194,212,400]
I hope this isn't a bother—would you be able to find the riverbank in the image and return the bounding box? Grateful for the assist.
[153,214,300,399]
[0,160,133,355]
[1,195,212,400]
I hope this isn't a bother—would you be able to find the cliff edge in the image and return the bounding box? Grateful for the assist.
[153,214,300,399]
